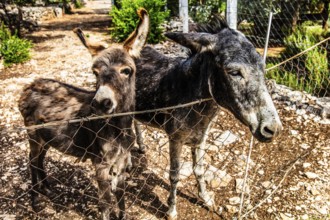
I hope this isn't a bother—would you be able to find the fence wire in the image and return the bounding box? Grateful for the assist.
[1,93,329,219]
[236,0,330,98]
[1,1,330,219]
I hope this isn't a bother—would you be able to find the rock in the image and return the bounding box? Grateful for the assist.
[228,196,240,205]
[321,106,330,119]
[303,162,311,168]
[301,214,309,220]
[290,130,299,135]
[204,165,232,187]
[310,188,320,196]
[261,181,271,189]
[210,179,220,188]
[219,174,232,187]
[304,172,318,179]
[316,205,328,215]
[267,207,274,213]
[236,178,250,194]
[214,130,239,146]
[279,213,295,220]
[164,161,193,180]
[300,143,310,149]
[225,205,238,214]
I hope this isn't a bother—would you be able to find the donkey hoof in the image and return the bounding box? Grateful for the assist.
[166,206,177,220]
[137,144,147,154]
[199,191,215,210]
[41,187,57,200]
[32,197,46,213]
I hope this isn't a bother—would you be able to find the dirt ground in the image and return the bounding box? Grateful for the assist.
[0,1,330,220]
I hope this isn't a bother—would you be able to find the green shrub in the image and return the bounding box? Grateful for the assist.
[266,24,330,97]
[189,0,226,23]
[109,0,169,44]
[0,24,32,67]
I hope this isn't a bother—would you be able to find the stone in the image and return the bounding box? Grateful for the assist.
[214,130,239,146]
[316,205,328,215]
[258,170,265,175]
[310,188,320,196]
[303,162,311,168]
[304,172,318,179]
[290,130,299,135]
[225,205,238,214]
[321,107,330,119]
[204,165,232,187]
[279,213,295,220]
[164,161,193,180]
[267,207,274,213]
[261,181,271,189]
[236,178,250,194]
[301,214,309,220]
[228,196,240,205]
[300,143,310,149]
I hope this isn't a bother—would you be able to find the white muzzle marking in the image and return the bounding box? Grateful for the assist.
[94,85,118,114]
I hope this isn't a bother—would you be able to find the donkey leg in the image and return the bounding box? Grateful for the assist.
[166,139,183,220]
[95,163,112,220]
[37,147,56,199]
[192,125,215,209]
[134,121,146,154]
[115,180,126,220]
[28,138,45,211]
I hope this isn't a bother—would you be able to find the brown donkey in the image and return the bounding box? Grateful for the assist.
[18,9,149,220]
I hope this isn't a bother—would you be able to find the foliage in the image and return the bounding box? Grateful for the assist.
[266,24,330,97]
[109,0,169,44]
[0,24,32,67]
[6,0,36,6]
[189,0,226,23]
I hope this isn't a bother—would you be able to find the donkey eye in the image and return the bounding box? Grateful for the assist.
[228,71,242,78]
[120,68,132,76]
[92,68,100,76]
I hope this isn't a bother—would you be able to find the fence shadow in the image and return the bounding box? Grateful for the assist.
[12,146,208,219]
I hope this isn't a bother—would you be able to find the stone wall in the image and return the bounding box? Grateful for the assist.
[21,6,63,23]
[0,4,62,26]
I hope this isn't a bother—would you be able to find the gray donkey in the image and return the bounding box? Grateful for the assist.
[132,17,283,219]
[18,8,149,220]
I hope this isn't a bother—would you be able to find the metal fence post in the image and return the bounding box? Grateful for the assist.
[179,0,189,33]
[226,0,237,30]
[263,12,273,63]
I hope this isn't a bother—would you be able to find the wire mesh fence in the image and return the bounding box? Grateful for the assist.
[236,0,330,98]
[0,1,330,219]
[1,96,329,219]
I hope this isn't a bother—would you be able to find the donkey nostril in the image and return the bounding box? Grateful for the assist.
[102,99,113,109]
[264,126,274,136]
[91,99,98,108]
[261,125,275,138]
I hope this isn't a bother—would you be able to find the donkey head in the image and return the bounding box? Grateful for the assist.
[74,8,149,115]
[165,17,282,142]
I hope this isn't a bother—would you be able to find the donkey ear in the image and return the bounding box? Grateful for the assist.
[123,8,149,58]
[73,28,108,56]
[165,32,215,53]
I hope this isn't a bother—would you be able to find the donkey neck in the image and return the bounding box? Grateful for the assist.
[95,116,134,145]
[135,47,213,110]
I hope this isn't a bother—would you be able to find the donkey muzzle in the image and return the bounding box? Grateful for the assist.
[91,98,114,114]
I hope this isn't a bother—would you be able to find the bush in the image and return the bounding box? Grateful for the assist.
[0,24,32,67]
[189,0,225,23]
[266,24,329,97]
[110,0,169,44]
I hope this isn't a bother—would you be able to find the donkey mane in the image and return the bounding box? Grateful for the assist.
[195,15,229,34]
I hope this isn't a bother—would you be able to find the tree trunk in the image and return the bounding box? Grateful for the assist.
[291,1,300,32]
[321,0,329,30]
[167,0,179,17]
